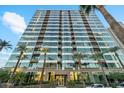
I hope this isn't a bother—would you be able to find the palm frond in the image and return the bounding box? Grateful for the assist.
[73,52,86,61]
[80,5,87,13]
[90,51,104,60]
[108,46,120,52]
[16,54,28,60]
[80,5,96,16]
[0,39,12,50]
[17,43,28,52]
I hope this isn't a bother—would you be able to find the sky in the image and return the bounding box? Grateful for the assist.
[0,5,124,68]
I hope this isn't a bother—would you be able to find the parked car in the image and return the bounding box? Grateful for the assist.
[87,84,104,88]
[116,82,124,88]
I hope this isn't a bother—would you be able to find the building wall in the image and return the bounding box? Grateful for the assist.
[5,10,124,69]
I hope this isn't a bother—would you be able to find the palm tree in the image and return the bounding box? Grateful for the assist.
[80,5,124,46]
[57,61,62,70]
[0,39,12,51]
[108,46,124,69]
[29,56,39,67]
[91,51,110,87]
[12,43,28,76]
[39,47,49,87]
[11,71,26,87]
[73,52,86,70]
[78,72,87,87]
[0,70,10,83]
[108,72,119,84]
[8,43,28,86]
[109,72,124,84]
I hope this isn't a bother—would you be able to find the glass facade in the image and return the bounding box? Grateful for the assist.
[5,10,124,69]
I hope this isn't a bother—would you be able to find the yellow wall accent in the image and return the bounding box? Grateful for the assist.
[35,71,45,81]
[11,68,23,73]
[70,72,80,80]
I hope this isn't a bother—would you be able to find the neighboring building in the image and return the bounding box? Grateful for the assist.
[5,10,124,86]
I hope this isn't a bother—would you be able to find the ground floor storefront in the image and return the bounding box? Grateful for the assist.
[23,68,124,87]
[2,67,124,87]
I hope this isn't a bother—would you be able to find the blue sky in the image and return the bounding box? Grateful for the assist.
[0,5,124,67]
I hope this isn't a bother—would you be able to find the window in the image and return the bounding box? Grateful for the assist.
[63,48,72,53]
[43,36,58,41]
[62,37,71,41]
[107,63,116,68]
[98,42,107,46]
[42,42,58,46]
[47,55,57,60]
[77,48,93,53]
[62,55,73,60]
[49,48,58,53]
[76,42,91,46]
[96,37,103,41]
[63,42,71,46]
[76,37,89,41]
[104,55,113,60]
[45,33,58,36]
[100,48,109,53]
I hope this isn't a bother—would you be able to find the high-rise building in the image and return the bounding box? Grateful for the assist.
[5,10,124,85]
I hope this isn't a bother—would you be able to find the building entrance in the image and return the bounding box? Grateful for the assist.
[55,75,67,86]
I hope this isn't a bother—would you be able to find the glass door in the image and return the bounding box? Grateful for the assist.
[56,75,65,86]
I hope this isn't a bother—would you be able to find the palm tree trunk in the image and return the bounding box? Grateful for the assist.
[11,52,23,77]
[96,5,124,45]
[99,60,110,87]
[39,52,46,87]
[89,72,95,83]
[76,60,81,70]
[7,52,23,87]
[82,80,86,88]
[57,62,61,69]
[75,62,78,70]
[79,61,81,69]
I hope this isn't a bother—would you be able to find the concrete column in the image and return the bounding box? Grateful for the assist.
[44,71,48,81]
